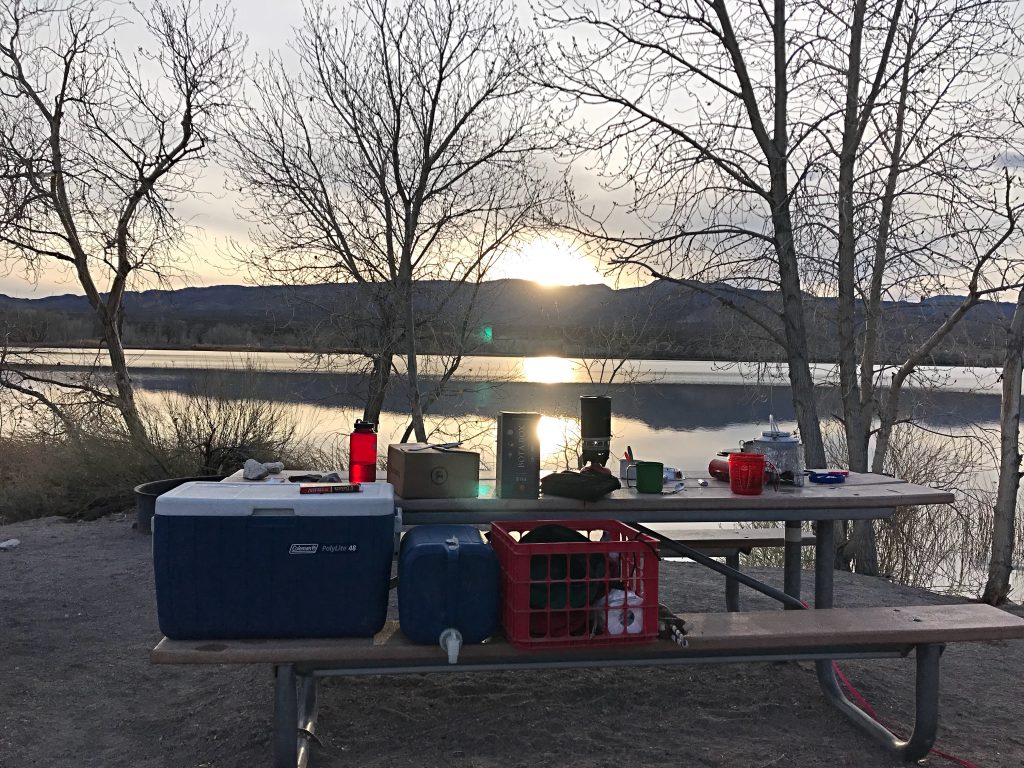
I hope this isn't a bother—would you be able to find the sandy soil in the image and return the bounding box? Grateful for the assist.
[2,514,1024,768]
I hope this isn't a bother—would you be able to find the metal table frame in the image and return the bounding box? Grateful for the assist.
[271,639,942,768]
[632,517,941,761]
[270,518,942,765]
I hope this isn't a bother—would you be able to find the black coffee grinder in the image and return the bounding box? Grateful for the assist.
[578,395,611,468]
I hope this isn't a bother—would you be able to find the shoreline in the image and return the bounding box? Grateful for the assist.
[6,343,1008,369]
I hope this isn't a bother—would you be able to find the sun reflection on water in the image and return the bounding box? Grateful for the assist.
[521,356,577,384]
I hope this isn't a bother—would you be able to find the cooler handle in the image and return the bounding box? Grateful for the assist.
[445,536,460,628]
[394,508,403,557]
[251,508,295,516]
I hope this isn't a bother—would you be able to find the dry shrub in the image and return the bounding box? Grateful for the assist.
[0,368,324,524]
[0,413,159,524]
[876,424,996,594]
[817,419,997,595]
[147,368,316,476]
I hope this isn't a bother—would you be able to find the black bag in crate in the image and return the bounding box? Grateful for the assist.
[540,470,621,502]
[520,524,608,611]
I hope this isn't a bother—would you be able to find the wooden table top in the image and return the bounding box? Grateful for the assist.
[220,469,954,524]
[397,472,954,524]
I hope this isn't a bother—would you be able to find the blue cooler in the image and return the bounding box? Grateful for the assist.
[398,525,499,660]
[153,481,398,639]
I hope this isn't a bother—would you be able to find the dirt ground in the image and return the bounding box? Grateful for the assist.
[2,514,1024,768]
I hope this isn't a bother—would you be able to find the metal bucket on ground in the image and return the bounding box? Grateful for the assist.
[133,476,226,534]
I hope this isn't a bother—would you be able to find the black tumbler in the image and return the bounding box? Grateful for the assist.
[579,395,611,468]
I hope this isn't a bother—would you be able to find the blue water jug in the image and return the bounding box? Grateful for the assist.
[398,525,499,661]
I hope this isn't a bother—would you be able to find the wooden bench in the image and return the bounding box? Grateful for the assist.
[644,524,816,611]
[152,603,1024,768]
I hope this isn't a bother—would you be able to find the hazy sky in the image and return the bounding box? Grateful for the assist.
[0,4,287,298]
[0,1,617,299]
[4,0,1020,300]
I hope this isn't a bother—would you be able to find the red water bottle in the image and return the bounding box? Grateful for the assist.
[349,420,377,483]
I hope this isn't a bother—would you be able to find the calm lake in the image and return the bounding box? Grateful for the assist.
[34,348,1004,471]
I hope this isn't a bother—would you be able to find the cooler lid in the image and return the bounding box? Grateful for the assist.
[155,481,396,517]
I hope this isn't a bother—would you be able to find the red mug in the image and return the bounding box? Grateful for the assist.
[728,453,765,496]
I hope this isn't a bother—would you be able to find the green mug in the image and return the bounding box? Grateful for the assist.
[627,461,664,493]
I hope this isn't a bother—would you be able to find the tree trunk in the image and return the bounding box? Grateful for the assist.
[769,182,826,470]
[401,279,427,443]
[982,286,1024,605]
[99,308,147,445]
[833,0,880,576]
[836,0,868,475]
[97,304,167,471]
[861,19,913,475]
[362,353,393,425]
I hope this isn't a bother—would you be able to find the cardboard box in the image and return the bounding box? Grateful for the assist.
[387,443,480,499]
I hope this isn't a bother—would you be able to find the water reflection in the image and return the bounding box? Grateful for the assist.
[522,357,578,384]
[125,367,1001,433]
[537,414,581,468]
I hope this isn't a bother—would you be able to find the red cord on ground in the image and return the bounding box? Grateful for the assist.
[798,601,978,768]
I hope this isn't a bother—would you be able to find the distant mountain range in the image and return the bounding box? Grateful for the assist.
[0,279,1015,365]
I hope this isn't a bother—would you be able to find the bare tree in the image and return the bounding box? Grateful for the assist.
[0,0,244,451]
[538,0,1024,574]
[983,283,1024,603]
[535,0,830,468]
[829,0,1023,570]
[227,0,557,442]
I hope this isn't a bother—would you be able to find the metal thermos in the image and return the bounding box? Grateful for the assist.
[579,396,611,468]
[349,419,378,483]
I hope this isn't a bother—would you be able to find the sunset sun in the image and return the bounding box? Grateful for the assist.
[504,236,607,287]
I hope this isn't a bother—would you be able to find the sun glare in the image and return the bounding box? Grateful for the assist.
[508,236,607,287]
[537,415,580,467]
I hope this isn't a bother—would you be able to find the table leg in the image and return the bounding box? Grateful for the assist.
[725,552,740,612]
[296,674,319,768]
[783,521,802,608]
[814,520,835,609]
[274,664,298,768]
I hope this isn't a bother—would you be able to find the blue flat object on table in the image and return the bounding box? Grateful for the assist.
[808,472,846,484]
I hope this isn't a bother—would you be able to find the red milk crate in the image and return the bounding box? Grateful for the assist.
[490,520,659,649]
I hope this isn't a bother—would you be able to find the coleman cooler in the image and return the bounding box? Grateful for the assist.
[398,525,499,661]
[153,481,398,639]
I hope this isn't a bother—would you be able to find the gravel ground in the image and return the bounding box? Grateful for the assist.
[2,514,1023,768]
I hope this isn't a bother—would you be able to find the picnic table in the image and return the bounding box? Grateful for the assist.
[153,471,1024,766]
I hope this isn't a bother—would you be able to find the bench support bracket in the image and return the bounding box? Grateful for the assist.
[631,523,805,610]
[817,644,941,762]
